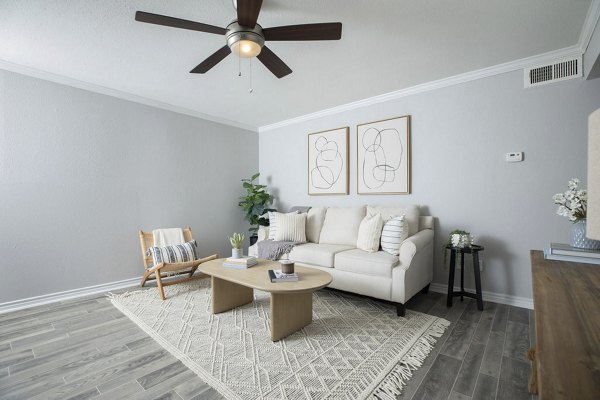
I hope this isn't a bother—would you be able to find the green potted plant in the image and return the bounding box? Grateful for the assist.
[229,232,244,259]
[238,173,276,245]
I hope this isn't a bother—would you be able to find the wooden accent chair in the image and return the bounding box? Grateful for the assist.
[139,227,217,300]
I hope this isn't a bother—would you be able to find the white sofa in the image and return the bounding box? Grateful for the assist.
[249,205,434,316]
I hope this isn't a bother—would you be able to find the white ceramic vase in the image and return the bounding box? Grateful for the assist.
[570,219,600,250]
[232,248,244,259]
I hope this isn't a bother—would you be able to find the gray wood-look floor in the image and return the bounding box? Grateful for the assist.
[0,287,535,400]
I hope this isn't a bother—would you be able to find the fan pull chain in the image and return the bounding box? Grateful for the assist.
[249,58,253,93]
[238,54,241,77]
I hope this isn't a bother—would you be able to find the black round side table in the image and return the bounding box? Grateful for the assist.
[446,244,484,311]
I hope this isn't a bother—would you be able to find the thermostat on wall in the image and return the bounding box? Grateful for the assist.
[505,152,524,162]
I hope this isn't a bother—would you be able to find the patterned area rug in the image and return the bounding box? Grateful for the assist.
[110,280,449,400]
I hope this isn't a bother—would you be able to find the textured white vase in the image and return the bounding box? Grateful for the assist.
[570,219,600,250]
[231,248,244,259]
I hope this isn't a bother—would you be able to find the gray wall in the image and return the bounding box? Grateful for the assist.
[259,70,600,301]
[0,70,258,303]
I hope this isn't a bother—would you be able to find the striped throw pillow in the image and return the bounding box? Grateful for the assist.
[356,213,384,252]
[146,240,198,265]
[274,213,307,242]
[268,211,298,240]
[381,215,407,256]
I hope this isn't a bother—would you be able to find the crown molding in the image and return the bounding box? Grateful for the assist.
[258,45,583,133]
[0,59,258,132]
[2,2,598,134]
[259,1,600,133]
[579,0,600,52]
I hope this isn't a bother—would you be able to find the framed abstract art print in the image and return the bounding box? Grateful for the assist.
[357,115,411,194]
[308,127,349,195]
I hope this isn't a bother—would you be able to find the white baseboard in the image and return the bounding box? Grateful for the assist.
[0,277,533,315]
[0,277,140,315]
[429,282,533,310]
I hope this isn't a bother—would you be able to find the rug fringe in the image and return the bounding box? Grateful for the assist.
[371,318,451,399]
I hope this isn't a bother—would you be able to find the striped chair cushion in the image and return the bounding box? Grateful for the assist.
[146,240,198,266]
[381,215,408,256]
[274,213,307,242]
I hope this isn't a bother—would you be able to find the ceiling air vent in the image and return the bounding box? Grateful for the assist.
[524,56,582,88]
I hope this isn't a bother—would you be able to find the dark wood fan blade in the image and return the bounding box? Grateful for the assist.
[256,46,292,78]
[135,11,227,35]
[190,46,232,73]
[237,0,263,28]
[263,22,342,41]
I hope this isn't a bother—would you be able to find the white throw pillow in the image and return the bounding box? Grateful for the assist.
[356,213,384,253]
[306,207,327,243]
[319,206,366,246]
[268,211,298,240]
[381,215,408,256]
[275,213,307,242]
[367,205,420,236]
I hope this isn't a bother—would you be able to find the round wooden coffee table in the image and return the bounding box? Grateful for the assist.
[197,258,332,341]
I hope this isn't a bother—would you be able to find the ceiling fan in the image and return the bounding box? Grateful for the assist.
[135,0,342,79]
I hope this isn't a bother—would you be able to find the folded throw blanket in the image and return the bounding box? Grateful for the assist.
[258,240,298,261]
[153,228,184,247]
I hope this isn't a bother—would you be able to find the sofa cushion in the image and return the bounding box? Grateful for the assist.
[289,243,355,268]
[334,249,399,277]
[268,211,298,240]
[356,213,384,252]
[367,205,420,236]
[275,212,307,242]
[306,207,327,243]
[319,206,366,246]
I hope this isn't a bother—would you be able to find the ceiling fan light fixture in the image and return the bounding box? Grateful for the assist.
[231,39,262,58]
[226,21,265,58]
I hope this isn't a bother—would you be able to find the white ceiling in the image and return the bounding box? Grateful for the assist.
[0,0,594,129]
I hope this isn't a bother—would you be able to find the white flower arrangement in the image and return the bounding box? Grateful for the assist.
[445,229,474,249]
[451,233,474,248]
[443,229,475,267]
[553,178,587,223]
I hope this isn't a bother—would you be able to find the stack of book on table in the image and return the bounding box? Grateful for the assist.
[223,256,258,269]
[268,269,299,282]
[544,243,600,265]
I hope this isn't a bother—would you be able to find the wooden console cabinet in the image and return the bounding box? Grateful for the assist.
[530,250,600,399]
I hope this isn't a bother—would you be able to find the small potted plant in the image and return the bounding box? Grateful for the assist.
[229,232,244,259]
[448,230,473,249]
[443,229,474,266]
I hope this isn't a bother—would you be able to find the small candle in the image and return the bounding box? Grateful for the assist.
[280,260,295,274]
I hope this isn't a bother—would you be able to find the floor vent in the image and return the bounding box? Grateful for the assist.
[524,56,582,88]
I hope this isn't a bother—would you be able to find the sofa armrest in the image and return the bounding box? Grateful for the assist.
[398,229,434,270]
[249,226,270,258]
[392,228,434,303]
[257,226,270,242]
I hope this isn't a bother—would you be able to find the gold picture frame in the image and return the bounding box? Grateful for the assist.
[356,115,411,195]
[307,127,349,195]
